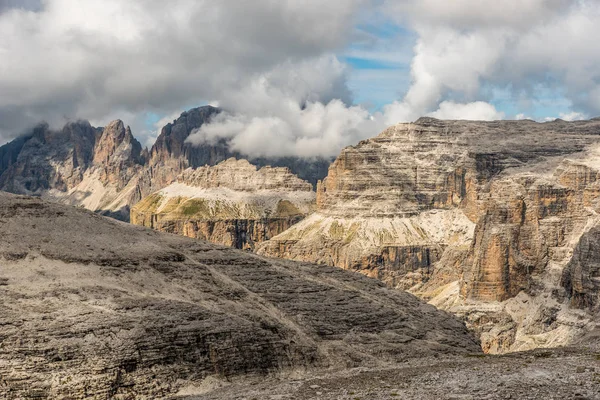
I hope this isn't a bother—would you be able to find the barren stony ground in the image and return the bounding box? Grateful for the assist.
[0,192,478,399]
[1,183,600,398]
[182,348,600,400]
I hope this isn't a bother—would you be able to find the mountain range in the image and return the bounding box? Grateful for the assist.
[0,106,330,221]
[1,109,600,358]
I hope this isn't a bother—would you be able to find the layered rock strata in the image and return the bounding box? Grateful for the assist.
[258,117,600,352]
[131,158,315,250]
[0,192,479,399]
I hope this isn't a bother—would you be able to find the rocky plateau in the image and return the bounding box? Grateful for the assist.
[0,191,479,399]
[130,158,315,250]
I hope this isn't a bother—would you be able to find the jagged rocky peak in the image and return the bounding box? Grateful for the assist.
[0,192,479,398]
[131,158,316,250]
[177,157,314,192]
[0,105,332,221]
[0,120,100,193]
[150,105,222,165]
[259,117,600,353]
[93,120,143,166]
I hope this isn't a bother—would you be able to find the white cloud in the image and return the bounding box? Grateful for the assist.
[381,0,600,124]
[190,100,381,159]
[387,0,572,30]
[558,111,586,121]
[0,0,369,142]
[186,56,384,158]
[427,101,504,121]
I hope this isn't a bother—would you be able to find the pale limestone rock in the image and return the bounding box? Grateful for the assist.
[130,158,315,250]
[258,117,600,353]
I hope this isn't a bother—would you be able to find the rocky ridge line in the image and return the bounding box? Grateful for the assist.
[0,106,331,221]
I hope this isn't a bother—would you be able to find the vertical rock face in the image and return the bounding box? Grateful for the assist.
[258,118,600,353]
[93,120,142,167]
[562,227,600,309]
[131,158,316,250]
[151,107,221,163]
[147,106,224,189]
[92,120,144,191]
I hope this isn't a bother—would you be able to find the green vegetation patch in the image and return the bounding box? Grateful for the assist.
[178,198,211,217]
[159,197,187,215]
[344,222,360,243]
[133,193,164,213]
[275,200,302,217]
[328,220,346,239]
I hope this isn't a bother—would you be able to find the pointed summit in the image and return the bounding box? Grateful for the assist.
[93,120,143,166]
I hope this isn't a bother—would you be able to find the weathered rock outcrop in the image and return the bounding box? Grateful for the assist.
[0,191,479,399]
[53,120,148,220]
[258,118,600,353]
[562,226,600,309]
[131,158,315,250]
[0,121,99,193]
[0,120,145,220]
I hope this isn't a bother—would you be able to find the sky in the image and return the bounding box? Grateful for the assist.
[0,0,599,157]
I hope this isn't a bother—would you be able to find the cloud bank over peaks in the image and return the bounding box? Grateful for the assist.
[187,100,382,159]
[427,101,504,121]
[186,55,385,158]
[0,0,367,142]
[2,0,600,159]
[185,52,505,159]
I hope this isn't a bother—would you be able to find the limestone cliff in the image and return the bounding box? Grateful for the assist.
[0,191,479,399]
[131,158,315,250]
[258,117,600,353]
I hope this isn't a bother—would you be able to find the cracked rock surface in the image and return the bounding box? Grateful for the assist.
[0,192,479,399]
[185,347,600,400]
